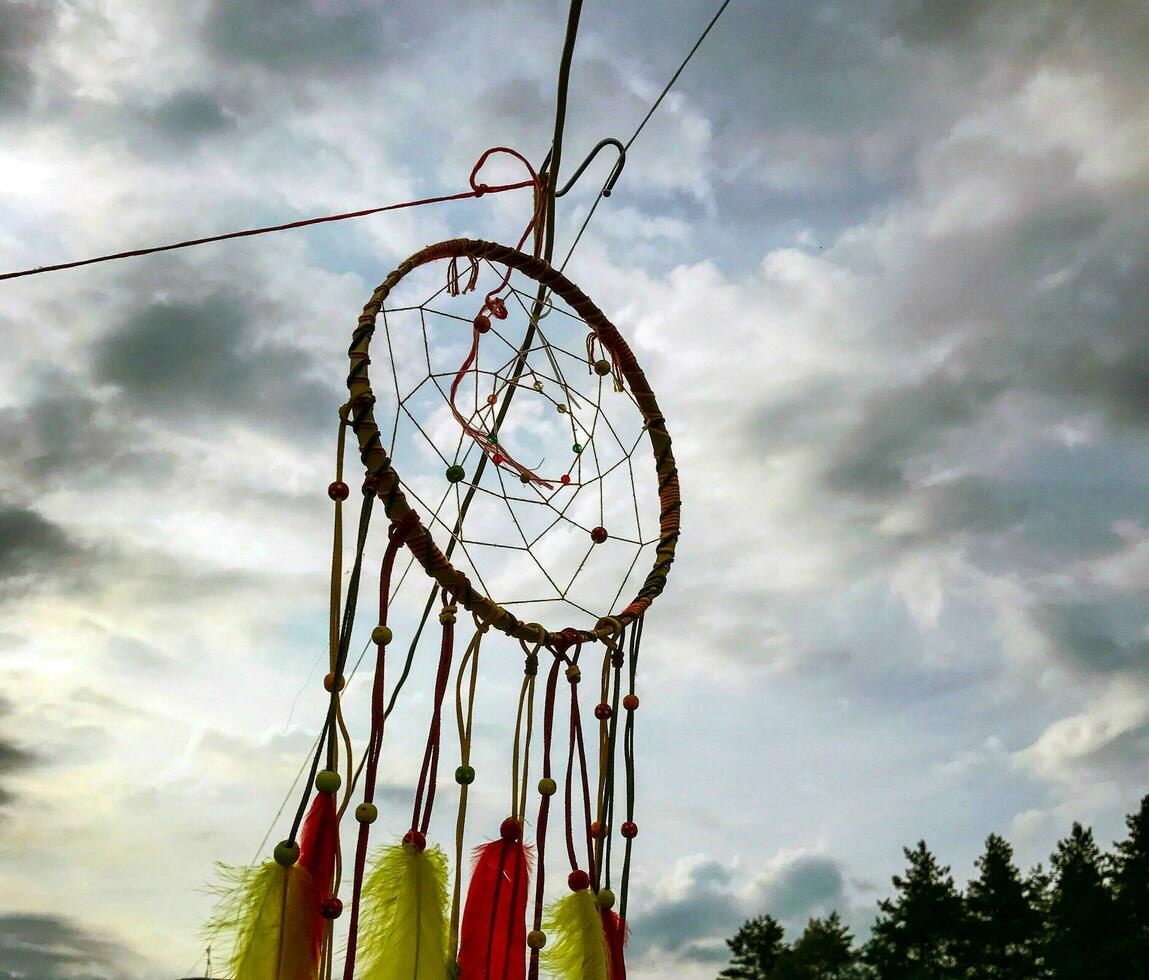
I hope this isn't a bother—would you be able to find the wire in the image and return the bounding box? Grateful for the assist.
[560,0,736,271]
[0,180,534,283]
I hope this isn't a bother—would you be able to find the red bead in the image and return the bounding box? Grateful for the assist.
[474,314,491,333]
[492,453,505,465]
[328,481,349,501]
[590,820,609,839]
[622,694,640,711]
[568,869,591,892]
[621,821,638,839]
[590,526,608,544]
[319,896,343,919]
[500,817,522,841]
[594,703,612,721]
[403,829,427,852]
[560,474,572,485]
[487,393,498,405]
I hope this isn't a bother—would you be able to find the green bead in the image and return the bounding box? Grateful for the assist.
[596,888,616,910]
[538,777,557,797]
[446,464,466,483]
[355,802,378,824]
[371,625,392,646]
[594,359,612,376]
[486,431,498,443]
[273,840,300,866]
[572,443,582,453]
[315,769,341,794]
[455,765,476,785]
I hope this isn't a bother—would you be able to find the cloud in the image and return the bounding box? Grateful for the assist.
[1035,600,1149,677]
[0,694,37,811]
[0,500,83,598]
[0,913,142,980]
[0,1,56,116]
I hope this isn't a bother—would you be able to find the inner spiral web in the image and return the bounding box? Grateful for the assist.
[374,260,659,628]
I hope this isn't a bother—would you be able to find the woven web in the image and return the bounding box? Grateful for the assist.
[374,258,660,629]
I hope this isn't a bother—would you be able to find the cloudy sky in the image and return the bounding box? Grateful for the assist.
[2,0,1148,977]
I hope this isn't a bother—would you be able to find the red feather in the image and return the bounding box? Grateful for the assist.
[297,791,340,951]
[457,836,531,980]
[601,909,628,980]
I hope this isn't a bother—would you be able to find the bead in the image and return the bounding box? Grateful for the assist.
[486,431,498,443]
[371,625,392,646]
[572,443,582,453]
[538,777,557,797]
[621,821,638,839]
[596,888,616,910]
[473,314,491,333]
[403,829,427,852]
[594,703,612,721]
[500,817,522,841]
[533,380,544,392]
[527,930,547,950]
[315,769,341,794]
[446,464,466,483]
[590,526,608,544]
[568,869,591,892]
[591,820,608,839]
[328,481,349,501]
[355,802,378,824]
[623,694,640,711]
[455,765,475,785]
[520,473,531,484]
[273,840,300,867]
[560,474,571,485]
[556,403,568,414]
[323,672,345,692]
[319,896,344,919]
[611,651,625,668]
[487,393,498,405]
[565,665,581,683]
[492,453,505,465]
[594,359,612,376]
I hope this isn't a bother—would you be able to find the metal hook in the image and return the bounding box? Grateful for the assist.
[539,137,627,199]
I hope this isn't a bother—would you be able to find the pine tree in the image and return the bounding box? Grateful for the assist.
[1044,822,1118,979]
[784,911,861,978]
[960,833,1043,979]
[863,840,966,979]
[719,914,788,980]
[1111,795,1149,973]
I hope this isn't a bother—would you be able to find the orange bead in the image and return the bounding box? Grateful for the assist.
[473,314,491,333]
[487,393,498,405]
[623,694,639,711]
[591,820,609,839]
[324,672,345,692]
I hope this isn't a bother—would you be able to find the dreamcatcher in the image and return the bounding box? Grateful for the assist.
[205,152,680,980]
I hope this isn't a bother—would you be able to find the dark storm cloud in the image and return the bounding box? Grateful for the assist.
[145,90,235,142]
[0,1,55,116]
[1035,601,1149,678]
[0,500,81,592]
[0,694,36,811]
[910,476,1030,542]
[93,292,333,436]
[201,0,387,72]
[824,375,1005,497]
[0,913,140,980]
[627,858,740,957]
[757,855,849,921]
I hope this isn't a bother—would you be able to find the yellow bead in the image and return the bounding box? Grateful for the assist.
[527,930,547,949]
[273,840,299,866]
[594,359,612,376]
[538,777,557,797]
[355,802,378,824]
[315,769,341,794]
[596,887,616,909]
[371,625,392,646]
[556,403,568,414]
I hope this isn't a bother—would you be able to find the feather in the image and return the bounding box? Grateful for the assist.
[457,837,531,980]
[540,888,609,980]
[204,861,321,980]
[359,840,452,980]
[601,909,628,980]
[298,791,339,901]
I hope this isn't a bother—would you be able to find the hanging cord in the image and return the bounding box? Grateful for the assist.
[448,611,490,960]
[527,643,571,980]
[593,619,625,891]
[601,626,626,892]
[562,638,596,881]
[618,615,643,921]
[340,509,419,980]
[512,628,545,824]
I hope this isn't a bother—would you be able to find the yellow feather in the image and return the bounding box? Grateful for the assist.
[359,842,452,980]
[540,889,609,980]
[204,861,322,980]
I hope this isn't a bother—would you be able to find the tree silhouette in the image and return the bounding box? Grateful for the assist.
[772,911,863,979]
[1111,795,1149,974]
[719,914,787,980]
[1045,822,1118,979]
[863,841,965,979]
[960,833,1043,978]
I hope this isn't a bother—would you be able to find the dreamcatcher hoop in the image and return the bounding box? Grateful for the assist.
[346,238,680,645]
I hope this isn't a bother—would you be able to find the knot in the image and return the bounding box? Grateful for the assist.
[439,603,458,625]
[565,664,581,684]
[524,652,539,677]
